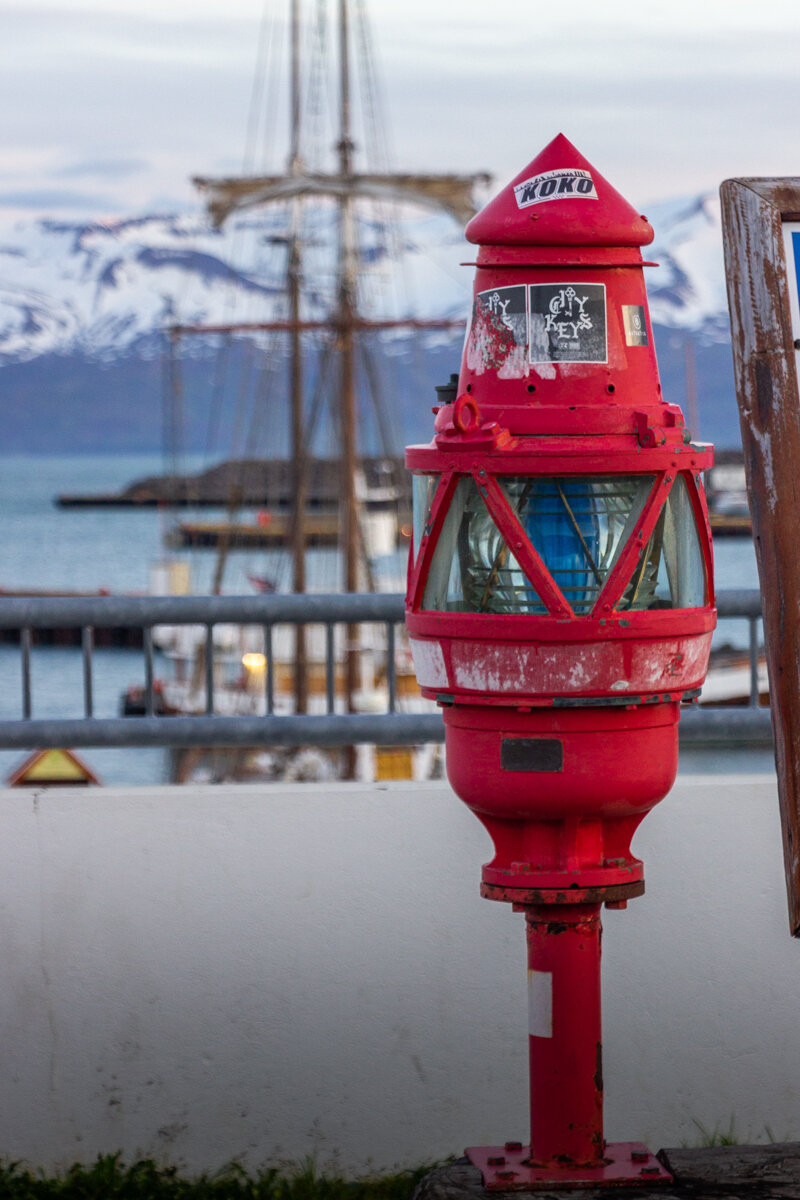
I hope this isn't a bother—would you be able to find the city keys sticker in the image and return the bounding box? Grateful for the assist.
[529,283,607,364]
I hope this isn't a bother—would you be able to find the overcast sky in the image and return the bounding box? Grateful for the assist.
[2,0,800,221]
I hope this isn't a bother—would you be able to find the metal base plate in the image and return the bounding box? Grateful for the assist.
[466,1142,672,1190]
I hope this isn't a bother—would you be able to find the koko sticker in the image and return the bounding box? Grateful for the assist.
[529,283,607,364]
[466,285,528,376]
[514,168,597,209]
[622,304,648,347]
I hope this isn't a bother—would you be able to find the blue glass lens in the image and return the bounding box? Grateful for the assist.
[525,480,600,611]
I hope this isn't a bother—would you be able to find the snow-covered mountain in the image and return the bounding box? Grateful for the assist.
[645,193,730,341]
[0,206,472,364]
[0,192,740,452]
[0,194,729,364]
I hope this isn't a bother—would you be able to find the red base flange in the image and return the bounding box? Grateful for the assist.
[466,1142,672,1190]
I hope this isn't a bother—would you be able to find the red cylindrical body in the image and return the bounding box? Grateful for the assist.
[444,702,678,890]
[525,904,603,1166]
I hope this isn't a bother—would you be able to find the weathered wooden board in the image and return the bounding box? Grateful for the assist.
[662,1141,800,1193]
[413,1143,800,1199]
[720,177,800,937]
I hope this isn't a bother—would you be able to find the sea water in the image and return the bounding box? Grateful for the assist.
[0,454,771,784]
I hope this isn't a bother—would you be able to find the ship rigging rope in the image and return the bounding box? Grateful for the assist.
[243,3,275,175]
[204,334,232,461]
[304,0,331,173]
[351,0,422,352]
[358,339,397,460]
[354,0,392,174]
[251,2,285,176]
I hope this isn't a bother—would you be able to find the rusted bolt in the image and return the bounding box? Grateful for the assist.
[640,1167,660,1177]
[487,1156,505,1166]
[504,1141,523,1152]
[631,1151,648,1163]
[496,1171,518,1181]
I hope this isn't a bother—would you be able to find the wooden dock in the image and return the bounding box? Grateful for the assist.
[168,514,342,550]
[709,512,752,537]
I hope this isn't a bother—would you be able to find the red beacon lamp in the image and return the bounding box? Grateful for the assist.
[405,135,716,1189]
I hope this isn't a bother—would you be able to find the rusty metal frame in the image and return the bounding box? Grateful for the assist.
[408,468,574,618]
[476,472,573,618]
[588,471,673,616]
[721,175,800,935]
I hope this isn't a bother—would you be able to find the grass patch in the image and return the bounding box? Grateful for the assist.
[0,1155,432,1200]
[687,1118,791,1148]
[689,1116,740,1147]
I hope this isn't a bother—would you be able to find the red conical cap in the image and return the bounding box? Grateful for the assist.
[466,134,653,248]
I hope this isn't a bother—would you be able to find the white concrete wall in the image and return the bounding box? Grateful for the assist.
[0,776,798,1174]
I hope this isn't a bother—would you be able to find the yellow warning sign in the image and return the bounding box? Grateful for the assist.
[7,748,100,786]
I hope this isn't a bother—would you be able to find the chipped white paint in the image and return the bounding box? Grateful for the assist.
[558,358,620,379]
[0,779,799,1173]
[409,637,447,687]
[748,424,778,513]
[464,322,489,374]
[449,637,709,696]
[630,633,712,689]
[451,659,504,692]
[497,345,529,379]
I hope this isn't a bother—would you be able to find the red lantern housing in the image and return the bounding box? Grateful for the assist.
[405,135,716,1189]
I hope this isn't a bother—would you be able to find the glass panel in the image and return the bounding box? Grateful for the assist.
[419,472,706,617]
[504,475,654,615]
[620,474,707,610]
[412,474,439,561]
[422,477,545,613]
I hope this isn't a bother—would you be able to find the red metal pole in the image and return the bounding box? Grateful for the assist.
[525,903,603,1167]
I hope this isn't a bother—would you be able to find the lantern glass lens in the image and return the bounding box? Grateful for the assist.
[505,475,654,614]
[423,476,545,613]
[421,472,707,615]
[412,474,439,560]
[620,474,707,610]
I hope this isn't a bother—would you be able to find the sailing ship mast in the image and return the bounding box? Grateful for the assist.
[336,0,360,725]
[183,0,488,727]
[288,0,308,712]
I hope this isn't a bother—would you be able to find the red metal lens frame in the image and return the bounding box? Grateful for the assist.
[408,466,710,621]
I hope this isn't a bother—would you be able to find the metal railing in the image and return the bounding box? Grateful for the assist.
[0,589,773,750]
[682,589,771,746]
